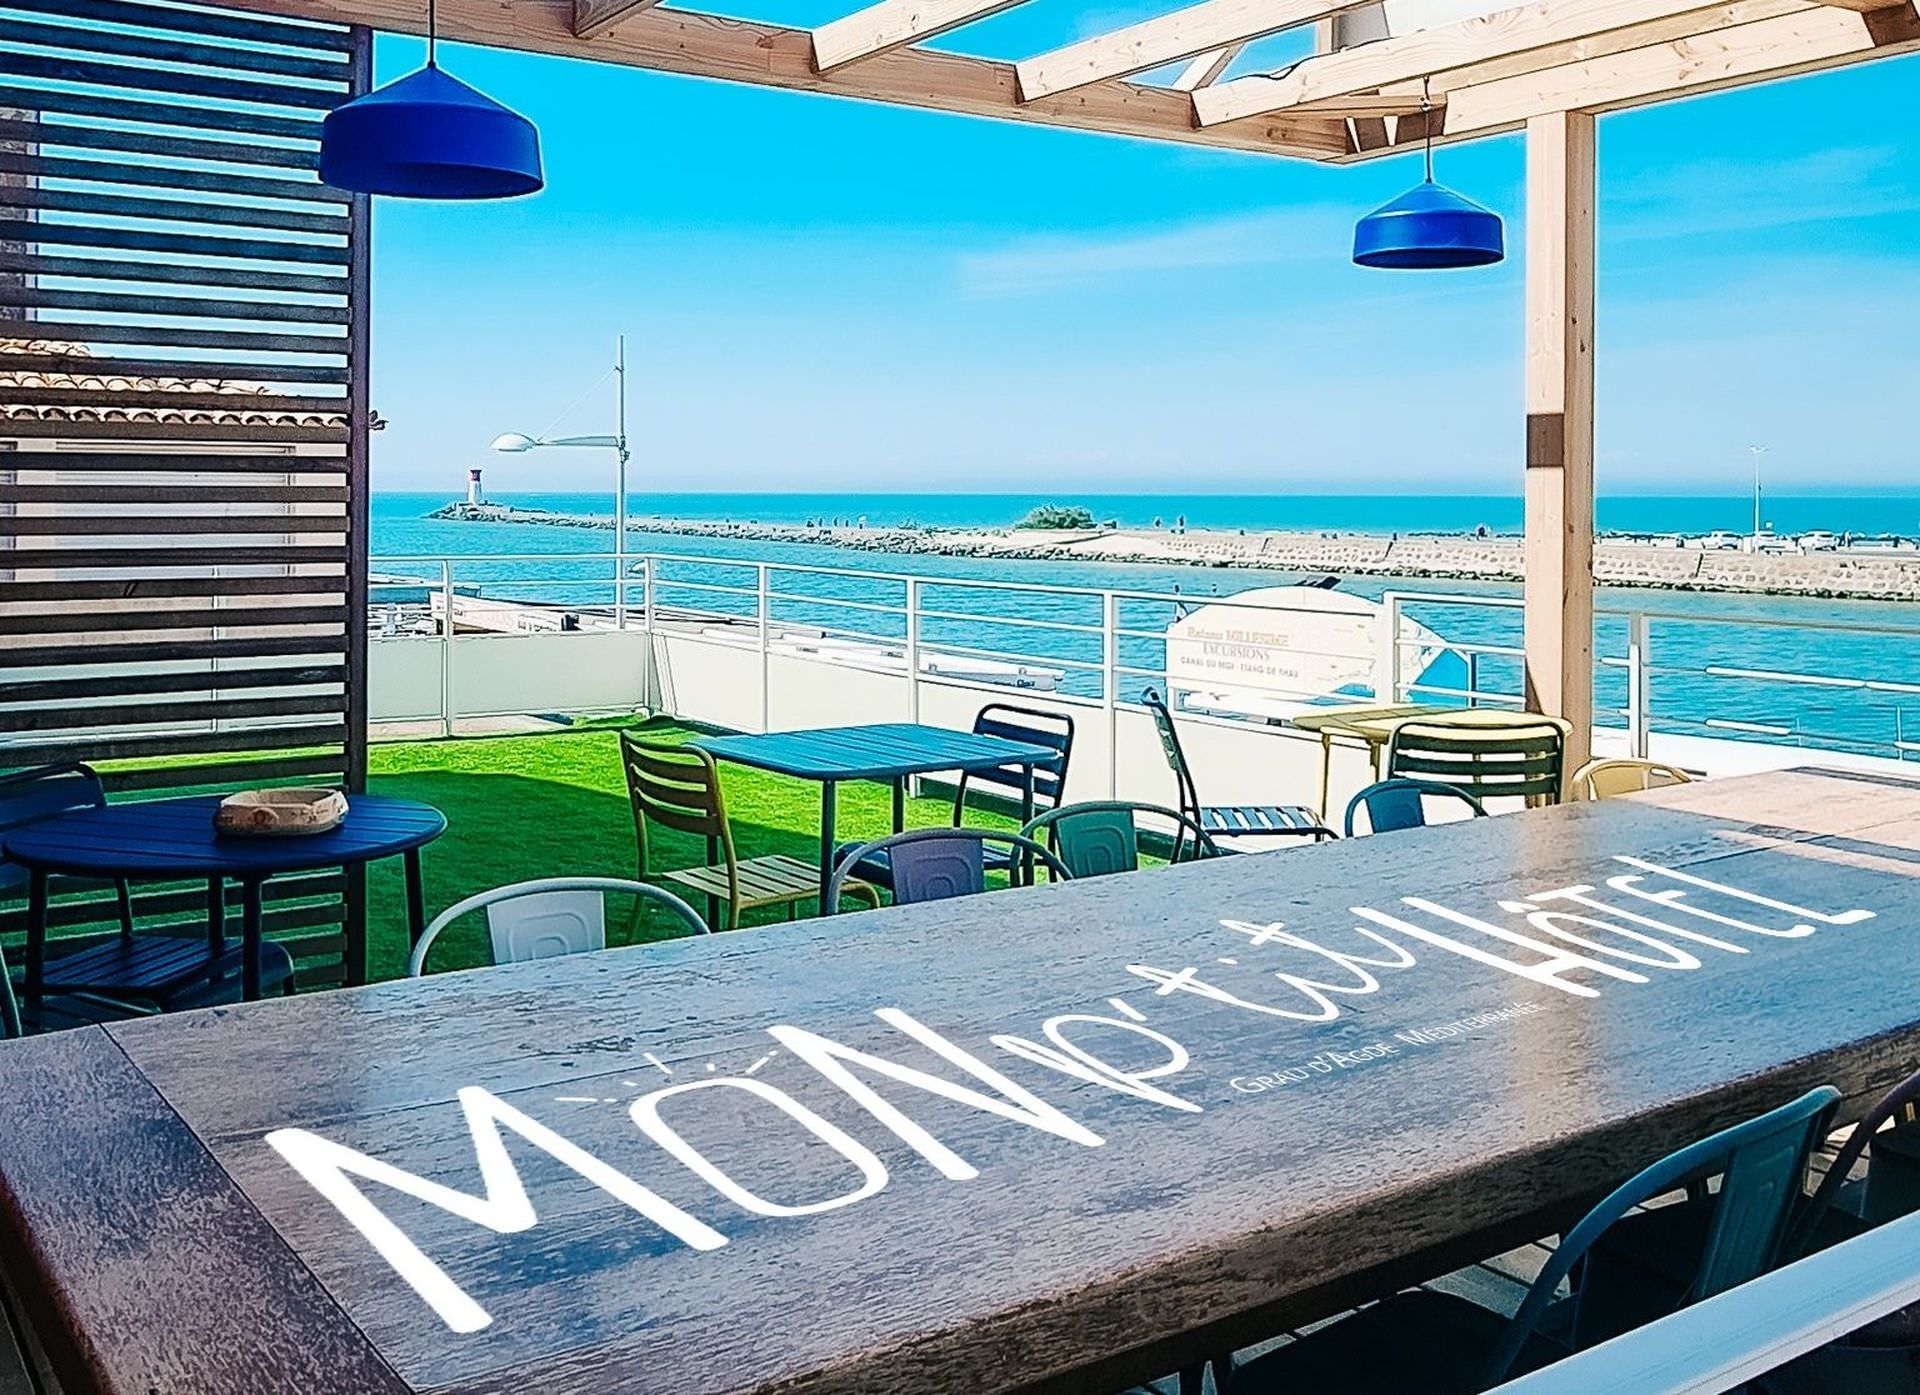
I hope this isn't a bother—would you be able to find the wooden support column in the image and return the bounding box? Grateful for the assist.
[1523,108,1596,778]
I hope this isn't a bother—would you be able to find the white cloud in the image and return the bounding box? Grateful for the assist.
[1608,144,1920,241]
[952,207,1351,298]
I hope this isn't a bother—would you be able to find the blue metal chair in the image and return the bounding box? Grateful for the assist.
[1221,1086,1840,1395]
[0,763,136,940]
[0,932,226,1040]
[3,763,300,1010]
[409,877,710,977]
[1344,776,1488,835]
[827,829,1071,911]
[1019,801,1220,878]
[835,704,1075,889]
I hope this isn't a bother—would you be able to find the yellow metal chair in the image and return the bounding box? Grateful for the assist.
[1570,757,1695,801]
[620,733,875,929]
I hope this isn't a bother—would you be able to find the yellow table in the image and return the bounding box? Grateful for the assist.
[1290,704,1573,817]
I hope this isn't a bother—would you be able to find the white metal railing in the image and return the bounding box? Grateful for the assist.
[368,548,1411,736]
[1487,1204,1920,1394]
[1379,589,1920,764]
[366,550,1920,769]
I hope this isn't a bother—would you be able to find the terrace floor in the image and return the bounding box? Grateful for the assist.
[362,719,989,977]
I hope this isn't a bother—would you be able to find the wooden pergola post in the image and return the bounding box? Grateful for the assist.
[1523,108,1596,777]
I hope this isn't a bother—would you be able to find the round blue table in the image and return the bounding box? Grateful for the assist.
[2,794,445,1005]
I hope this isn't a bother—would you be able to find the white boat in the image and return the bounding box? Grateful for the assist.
[1163,581,1466,722]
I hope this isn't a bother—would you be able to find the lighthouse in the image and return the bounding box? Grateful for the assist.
[467,468,484,506]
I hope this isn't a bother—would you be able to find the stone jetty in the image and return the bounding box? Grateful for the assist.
[425,502,1920,601]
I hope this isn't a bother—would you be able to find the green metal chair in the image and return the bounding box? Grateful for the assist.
[1220,1085,1840,1395]
[621,733,878,929]
[1019,801,1220,878]
[1384,717,1569,807]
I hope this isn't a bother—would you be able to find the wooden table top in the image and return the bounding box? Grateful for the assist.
[4,768,1920,1395]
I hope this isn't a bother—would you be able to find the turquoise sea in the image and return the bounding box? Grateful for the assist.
[371,491,1920,762]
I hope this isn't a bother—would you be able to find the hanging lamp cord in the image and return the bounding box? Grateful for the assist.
[1420,76,1436,183]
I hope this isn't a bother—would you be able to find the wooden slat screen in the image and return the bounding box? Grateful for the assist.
[0,0,372,989]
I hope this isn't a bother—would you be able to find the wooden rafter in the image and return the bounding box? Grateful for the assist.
[1443,0,1920,132]
[214,0,1347,158]
[572,0,660,39]
[1172,43,1244,89]
[1353,0,1810,110]
[1015,0,1360,101]
[1330,0,1920,155]
[811,0,1029,73]
[1192,0,1824,125]
[193,0,1920,165]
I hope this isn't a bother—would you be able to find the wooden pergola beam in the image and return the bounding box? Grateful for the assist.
[1014,0,1360,102]
[1192,0,1819,125]
[811,0,1030,74]
[215,0,1920,166]
[218,0,1348,158]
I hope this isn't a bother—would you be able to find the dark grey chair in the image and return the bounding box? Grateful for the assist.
[828,828,1071,910]
[1142,688,1332,853]
[1221,1086,1840,1395]
[836,703,1076,888]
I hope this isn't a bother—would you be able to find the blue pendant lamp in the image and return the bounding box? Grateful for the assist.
[1353,85,1501,269]
[320,0,542,199]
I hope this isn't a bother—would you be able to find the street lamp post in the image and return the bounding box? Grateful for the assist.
[491,336,632,627]
[1748,444,1768,546]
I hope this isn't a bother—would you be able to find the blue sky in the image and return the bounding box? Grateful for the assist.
[367,12,1920,498]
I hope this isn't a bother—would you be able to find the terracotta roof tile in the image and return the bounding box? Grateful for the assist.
[0,338,346,430]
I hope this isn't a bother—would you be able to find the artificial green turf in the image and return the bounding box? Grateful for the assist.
[363,720,966,979]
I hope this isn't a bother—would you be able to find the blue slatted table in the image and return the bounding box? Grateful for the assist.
[2,794,445,1005]
[690,722,1061,900]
